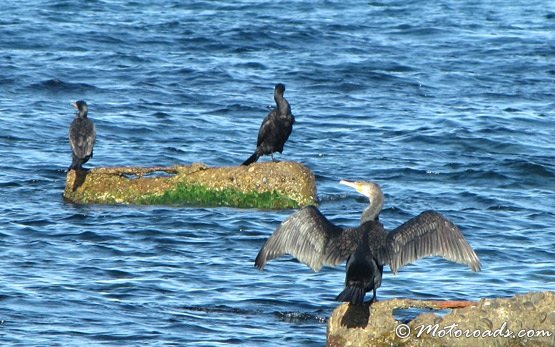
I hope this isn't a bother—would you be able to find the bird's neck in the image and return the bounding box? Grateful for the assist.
[274,95,290,116]
[361,206,378,224]
[360,196,383,224]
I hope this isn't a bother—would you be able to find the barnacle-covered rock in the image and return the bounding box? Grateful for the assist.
[64,161,317,209]
[327,291,554,347]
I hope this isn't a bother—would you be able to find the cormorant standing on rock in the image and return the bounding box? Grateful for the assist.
[68,100,95,171]
[255,180,481,305]
[241,83,295,166]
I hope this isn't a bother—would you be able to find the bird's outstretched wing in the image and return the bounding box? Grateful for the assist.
[255,206,360,271]
[385,210,481,274]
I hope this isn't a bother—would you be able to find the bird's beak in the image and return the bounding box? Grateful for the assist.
[72,102,78,109]
[339,180,361,192]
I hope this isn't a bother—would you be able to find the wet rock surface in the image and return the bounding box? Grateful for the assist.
[327,291,554,347]
[64,161,317,208]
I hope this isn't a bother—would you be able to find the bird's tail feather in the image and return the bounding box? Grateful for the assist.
[241,151,260,166]
[336,286,365,306]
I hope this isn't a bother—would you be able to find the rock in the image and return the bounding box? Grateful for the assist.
[63,161,317,209]
[327,291,555,347]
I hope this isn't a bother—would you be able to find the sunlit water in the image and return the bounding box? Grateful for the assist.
[1,1,554,345]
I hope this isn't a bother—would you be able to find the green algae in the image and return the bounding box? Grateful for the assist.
[138,183,300,209]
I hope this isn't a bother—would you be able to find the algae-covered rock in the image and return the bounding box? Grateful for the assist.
[63,161,317,209]
[327,291,554,347]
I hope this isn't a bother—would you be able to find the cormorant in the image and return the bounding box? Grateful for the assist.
[68,100,96,171]
[255,180,481,305]
[241,83,295,166]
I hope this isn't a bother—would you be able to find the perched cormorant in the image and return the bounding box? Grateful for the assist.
[255,180,481,305]
[241,83,295,166]
[68,100,96,171]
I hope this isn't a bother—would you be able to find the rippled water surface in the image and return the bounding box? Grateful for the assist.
[1,1,554,346]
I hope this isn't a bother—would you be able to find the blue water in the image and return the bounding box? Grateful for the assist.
[1,1,554,345]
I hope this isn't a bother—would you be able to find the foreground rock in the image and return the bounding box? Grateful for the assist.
[64,161,317,209]
[327,291,554,347]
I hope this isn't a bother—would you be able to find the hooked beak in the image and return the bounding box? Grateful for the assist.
[339,179,361,192]
[72,102,78,109]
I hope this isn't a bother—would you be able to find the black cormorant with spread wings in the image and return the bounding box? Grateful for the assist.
[241,83,295,165]
[255,180,481,305]
[68,100,96,171]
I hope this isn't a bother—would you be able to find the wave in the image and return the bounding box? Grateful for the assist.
[27,79,98,92]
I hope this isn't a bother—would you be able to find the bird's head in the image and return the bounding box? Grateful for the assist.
[72,100,88,118]
[340,180,384,221]
[274,83,286,95]
[339,180,381,198]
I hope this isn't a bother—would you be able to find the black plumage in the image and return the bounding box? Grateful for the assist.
[255,180,481,305]
[241,83,295,165]
[68,100,96,171]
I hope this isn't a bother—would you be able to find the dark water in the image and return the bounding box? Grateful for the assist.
[1,1,554,345]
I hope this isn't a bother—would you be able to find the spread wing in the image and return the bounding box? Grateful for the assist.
[385,210,481,274]
[254,206,361,272]
[69,119,96,158]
